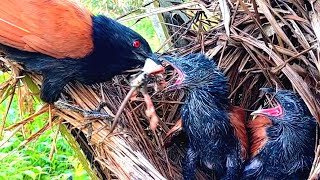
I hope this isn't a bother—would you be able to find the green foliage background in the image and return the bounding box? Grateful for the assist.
[0,1,159,179]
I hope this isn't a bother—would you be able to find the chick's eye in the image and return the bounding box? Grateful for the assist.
[133,40,141,48]
[286,102,293,109]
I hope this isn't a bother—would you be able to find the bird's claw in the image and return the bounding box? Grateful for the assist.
[54,100,112,121]
[94,101,109,112]
[85,121,93,144]
[82,110,112,120]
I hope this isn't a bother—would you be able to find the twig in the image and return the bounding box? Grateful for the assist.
[107,87,138,136]
[49,126,60,160]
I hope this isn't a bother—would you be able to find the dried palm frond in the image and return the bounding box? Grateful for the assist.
[1,0,320,179]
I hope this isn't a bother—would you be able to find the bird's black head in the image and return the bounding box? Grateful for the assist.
[251,88,312,120]
[91,15,164,75]
[162,53,228,93]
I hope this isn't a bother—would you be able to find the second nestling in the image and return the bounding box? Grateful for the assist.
[243,88,317,179]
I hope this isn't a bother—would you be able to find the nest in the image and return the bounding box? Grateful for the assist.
[1,0,320,179]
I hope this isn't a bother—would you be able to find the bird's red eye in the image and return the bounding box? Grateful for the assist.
[133,40,141,48]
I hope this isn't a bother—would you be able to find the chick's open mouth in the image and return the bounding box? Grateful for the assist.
[162,61,184,86]
[251,92,283,117]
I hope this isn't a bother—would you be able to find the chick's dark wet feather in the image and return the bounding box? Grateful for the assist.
[243,89,317,180]
[164,54,246,180]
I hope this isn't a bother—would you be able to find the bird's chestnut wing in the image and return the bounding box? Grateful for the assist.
[229,106,249,160]
[0,0,93,59]
[247,115,272,157]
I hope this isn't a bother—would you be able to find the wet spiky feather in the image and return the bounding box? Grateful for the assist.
[243,89,317,179]
[164,54,247,179]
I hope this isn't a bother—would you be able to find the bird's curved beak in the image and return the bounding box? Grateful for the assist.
[142,55,165,75]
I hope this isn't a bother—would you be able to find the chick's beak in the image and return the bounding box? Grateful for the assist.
[142,55,165,75]
[251,88,283,117]
[250,105,283,117]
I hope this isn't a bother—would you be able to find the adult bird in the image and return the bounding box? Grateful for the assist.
[243,88,317,180]
[0,0,163,105]
[162,53,248,179]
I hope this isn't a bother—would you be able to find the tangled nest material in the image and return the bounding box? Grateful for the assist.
[1,0,320,179]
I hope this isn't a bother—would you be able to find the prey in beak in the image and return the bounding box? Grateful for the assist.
[118,56,165,133]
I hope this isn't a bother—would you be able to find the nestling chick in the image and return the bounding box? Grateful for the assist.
[243,88,317,180]
[163,53,248,180]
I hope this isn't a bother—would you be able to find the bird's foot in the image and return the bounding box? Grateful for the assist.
[94,101,109,112]
[83,108,112,120]
[54,100,112,121]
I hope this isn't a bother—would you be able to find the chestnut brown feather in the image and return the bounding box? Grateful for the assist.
[0,0,93,59]
[247,116,272,157]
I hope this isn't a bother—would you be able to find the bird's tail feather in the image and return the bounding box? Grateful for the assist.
[0,43,57,73]
[0,44,84,74]
[0,44,85,103]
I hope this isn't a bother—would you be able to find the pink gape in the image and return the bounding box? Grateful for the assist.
[251,103,283,117]
[172,64,184,85]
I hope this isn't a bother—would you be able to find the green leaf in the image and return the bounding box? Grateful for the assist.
[22,75,40,102]
[0,85,14,104]
[23,170,36,180]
